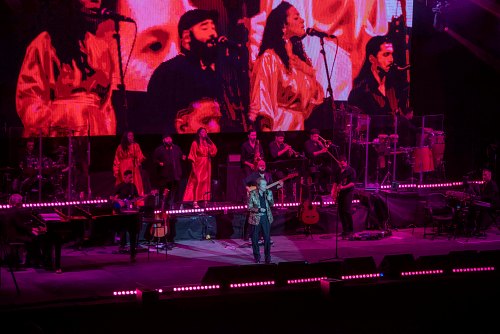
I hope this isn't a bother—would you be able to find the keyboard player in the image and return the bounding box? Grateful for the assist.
[466,168,499,236]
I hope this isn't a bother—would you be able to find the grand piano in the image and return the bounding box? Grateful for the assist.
[32,204,141,271]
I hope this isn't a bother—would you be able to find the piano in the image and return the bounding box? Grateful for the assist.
[32,204,141,271]
[445,190,492,208]
[32,210,88,271]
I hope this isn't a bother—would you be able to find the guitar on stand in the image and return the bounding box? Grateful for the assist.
[150,188,169,250]
[298,199,320,238]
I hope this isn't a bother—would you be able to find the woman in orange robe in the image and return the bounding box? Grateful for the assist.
[15,0,116,138]
[113,131,145,196]
[249,2,324,132]
[183,127,217,208]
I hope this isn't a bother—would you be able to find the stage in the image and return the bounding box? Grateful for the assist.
[1,184,500,333]
[1,226,500,333]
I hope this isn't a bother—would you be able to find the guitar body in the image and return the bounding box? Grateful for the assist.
[151,188,169,238]
[300,200,320,225]
[331,184,340,202]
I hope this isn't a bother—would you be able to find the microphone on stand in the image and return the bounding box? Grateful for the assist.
[306,28,336,39]
[208,36,242,49]
[391,63,411,71]
[87,8,135,23]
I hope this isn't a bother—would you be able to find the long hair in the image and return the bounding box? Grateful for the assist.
[353,35,391,87]
[120,131,132,152]
[42,0,98,80]
[258,2,308,70]
[195,127,206,145]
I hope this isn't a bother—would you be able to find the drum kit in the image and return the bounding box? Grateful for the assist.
[18,147,69,201]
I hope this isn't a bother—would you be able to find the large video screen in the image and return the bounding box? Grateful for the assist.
[10,0,413,136]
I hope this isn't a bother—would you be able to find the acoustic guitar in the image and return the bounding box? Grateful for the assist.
[299,199,320,225]
[151,188,169,238]
[247,172,299,193]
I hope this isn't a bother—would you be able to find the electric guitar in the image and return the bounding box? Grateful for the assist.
[331,184,340,202]
[246,173,299,193]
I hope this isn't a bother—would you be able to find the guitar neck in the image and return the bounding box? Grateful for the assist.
[248,173,297,192]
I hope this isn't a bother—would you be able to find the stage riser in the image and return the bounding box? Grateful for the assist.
[152,193,426,241]
[156,207,368,241]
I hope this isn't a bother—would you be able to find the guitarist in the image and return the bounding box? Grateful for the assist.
[243,160,278,194]
[113,169,140,252]
[331,155,357,240]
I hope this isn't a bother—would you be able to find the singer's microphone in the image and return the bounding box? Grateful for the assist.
[88,8,135,23]
[391,63,411,71]
[306,28,336,39]
[208,36,242,49]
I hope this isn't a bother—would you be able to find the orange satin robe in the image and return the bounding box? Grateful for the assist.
[183,140,217,202]
[16,31,116,137]
[249,49,324,131]
[113,143,145,196]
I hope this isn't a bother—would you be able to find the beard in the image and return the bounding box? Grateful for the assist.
[189,32,217,66]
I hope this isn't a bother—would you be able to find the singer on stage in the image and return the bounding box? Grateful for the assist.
[183,127,217,209]
[147,9,228,134]
[15,0,116,138]
[247,177,274,264]
[249,1,324,131]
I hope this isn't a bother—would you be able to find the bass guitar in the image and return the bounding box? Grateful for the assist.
[247,172,298,193]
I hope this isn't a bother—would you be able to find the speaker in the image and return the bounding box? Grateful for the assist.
[379,254,416,279]
[342,256,377,276]
[414,254,450,272]
[202,264,277,289]
[478,249,500,268]
[275,261,309,286]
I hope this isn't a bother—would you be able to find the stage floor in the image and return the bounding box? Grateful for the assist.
[2,226,500,310]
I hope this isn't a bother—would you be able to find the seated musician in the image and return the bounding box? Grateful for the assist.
[0,194,45,268]
[113,170,139,251]
[268,131,299,201]
[304,129,333,194]
[466,167,500,236]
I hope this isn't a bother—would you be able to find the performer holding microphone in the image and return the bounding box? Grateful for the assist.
[247,177,274,264]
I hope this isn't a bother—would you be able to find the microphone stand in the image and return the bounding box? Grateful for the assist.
[87,121,91,200]
[38,130,43,203]
[318,36,336,112]
[112,18,129,130]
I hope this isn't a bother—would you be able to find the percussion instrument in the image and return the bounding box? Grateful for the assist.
[430,130,445,167]
[416,127,434,147]
[413,147,434,173]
